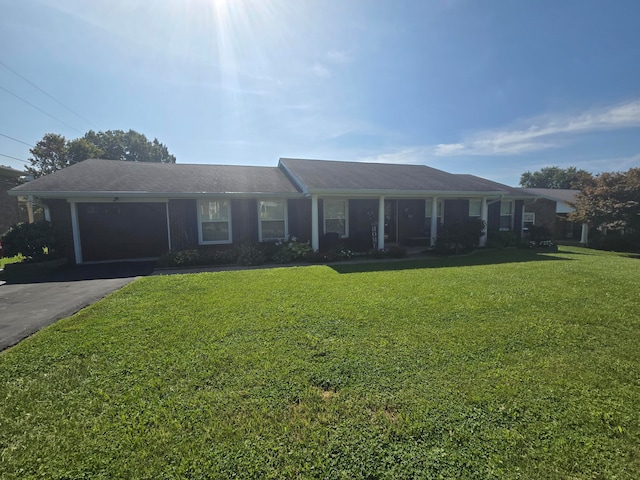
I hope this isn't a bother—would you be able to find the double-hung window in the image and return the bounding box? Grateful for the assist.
[500,201,514,231]
[469,199,481,218]
[198,199,232,244]
[259,200,287,241]
[324,199,348,237]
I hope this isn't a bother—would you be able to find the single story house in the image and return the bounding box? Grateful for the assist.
[521,188,588,243]
[9,158,535,264]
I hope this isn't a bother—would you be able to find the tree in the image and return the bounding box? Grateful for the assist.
[570,168,640,234]
[26,133,68,178]
[27,129,175,178]
[519,166,593,189]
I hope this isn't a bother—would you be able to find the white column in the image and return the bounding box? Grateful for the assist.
[430,196,438,247]
[311,195,319,251]
[480,197,488,247]
[377,196,385,250]
[69,201,83,264]
[165,201,172,252]
[580,223,589,245]
[43,204,51,222]
[27,196,35,223]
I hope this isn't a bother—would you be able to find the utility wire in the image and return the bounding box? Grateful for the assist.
[0,85,83,134]
[0,152,29,163]
[0,133,34,148]
[0,60,98,129]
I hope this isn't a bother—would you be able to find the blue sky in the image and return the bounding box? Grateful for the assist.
[1,0,639,186]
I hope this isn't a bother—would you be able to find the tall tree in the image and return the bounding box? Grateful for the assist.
[570,168,640,233]
[27,129,175,178]
[26,133,68,178]
[520,166,593,189]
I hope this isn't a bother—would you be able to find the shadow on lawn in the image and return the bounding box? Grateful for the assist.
[1,261,155,285]
[330,249,570,274]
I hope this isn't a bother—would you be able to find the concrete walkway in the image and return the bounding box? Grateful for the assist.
[0,262,154,352]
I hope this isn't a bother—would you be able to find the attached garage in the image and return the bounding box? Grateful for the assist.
[77,202,169,262]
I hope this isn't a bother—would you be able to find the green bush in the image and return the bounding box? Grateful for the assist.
[435,218,485,254]
[236,243,266,266]
[1,221,57,261]
[486,229,517,248]
[271,238,313,264]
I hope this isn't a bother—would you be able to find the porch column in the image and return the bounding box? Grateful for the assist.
[580,223,589,245]
[377,196,385,250]
[430,196,438,247]
[311,194,319,251]
[480,197,488,247]
[69,201,83,264]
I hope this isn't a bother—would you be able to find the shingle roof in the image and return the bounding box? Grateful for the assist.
[280,158,523,195]
[520,188,579,204]
[455,174,531,198]
[10,159,301,197]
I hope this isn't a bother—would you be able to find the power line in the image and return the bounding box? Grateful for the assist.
[0,133,34,148]
[0,60,98,129]
[0,85,84,134]
[0,152,29,163]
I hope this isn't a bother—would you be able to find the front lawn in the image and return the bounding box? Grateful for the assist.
[1,247,638,478]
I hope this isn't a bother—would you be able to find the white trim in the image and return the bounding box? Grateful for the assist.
[311,195,319,251]
[69,201,83,264]
[165,203,172,252]
[430,197,438,247]
[197,199,233,245]
[258,199,288,241]
[377,196,385,250]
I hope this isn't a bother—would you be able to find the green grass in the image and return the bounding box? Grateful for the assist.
[1,246,639,479]
[0,254,24,269]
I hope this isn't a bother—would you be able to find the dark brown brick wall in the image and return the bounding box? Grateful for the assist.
[524,198,558,238]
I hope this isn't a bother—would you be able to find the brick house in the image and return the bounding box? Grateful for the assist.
[521,188,586,242]
[9,158,537,264]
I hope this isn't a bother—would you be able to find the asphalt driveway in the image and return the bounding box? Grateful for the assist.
[0,262,154,352]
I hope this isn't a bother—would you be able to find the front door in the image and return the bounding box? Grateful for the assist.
[384,200,397,243]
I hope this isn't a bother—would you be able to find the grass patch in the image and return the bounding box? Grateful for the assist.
[1,247,639,478]
[0,254,24,269]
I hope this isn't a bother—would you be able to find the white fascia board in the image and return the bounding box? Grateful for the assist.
[304,188,513,199]
[10,191,304,200]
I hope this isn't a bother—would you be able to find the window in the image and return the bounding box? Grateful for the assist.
[523,212,535,231]
[500,201,514,231]
[259,200,287,241]
[324,199,348,237]
[198,199,231,244]
[469,199,481,217]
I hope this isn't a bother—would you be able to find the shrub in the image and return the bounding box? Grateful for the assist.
[596,233,640,253]
[486,229,517,248]
[271,238,313,264]
[527,225,553,242]
[435,218,485,254]
[236,243,266,266]
[1,221,57,261]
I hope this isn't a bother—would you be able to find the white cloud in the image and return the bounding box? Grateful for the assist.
[311,62,331,78]
[358,147,430,165]
[326,50,352,64]
[434,100,640,156]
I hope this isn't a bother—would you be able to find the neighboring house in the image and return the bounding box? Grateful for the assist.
[521,188,587,242]
[9,158,535,264]
[0,165,25,235]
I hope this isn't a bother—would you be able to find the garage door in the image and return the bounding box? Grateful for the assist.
[77,203,169,262]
